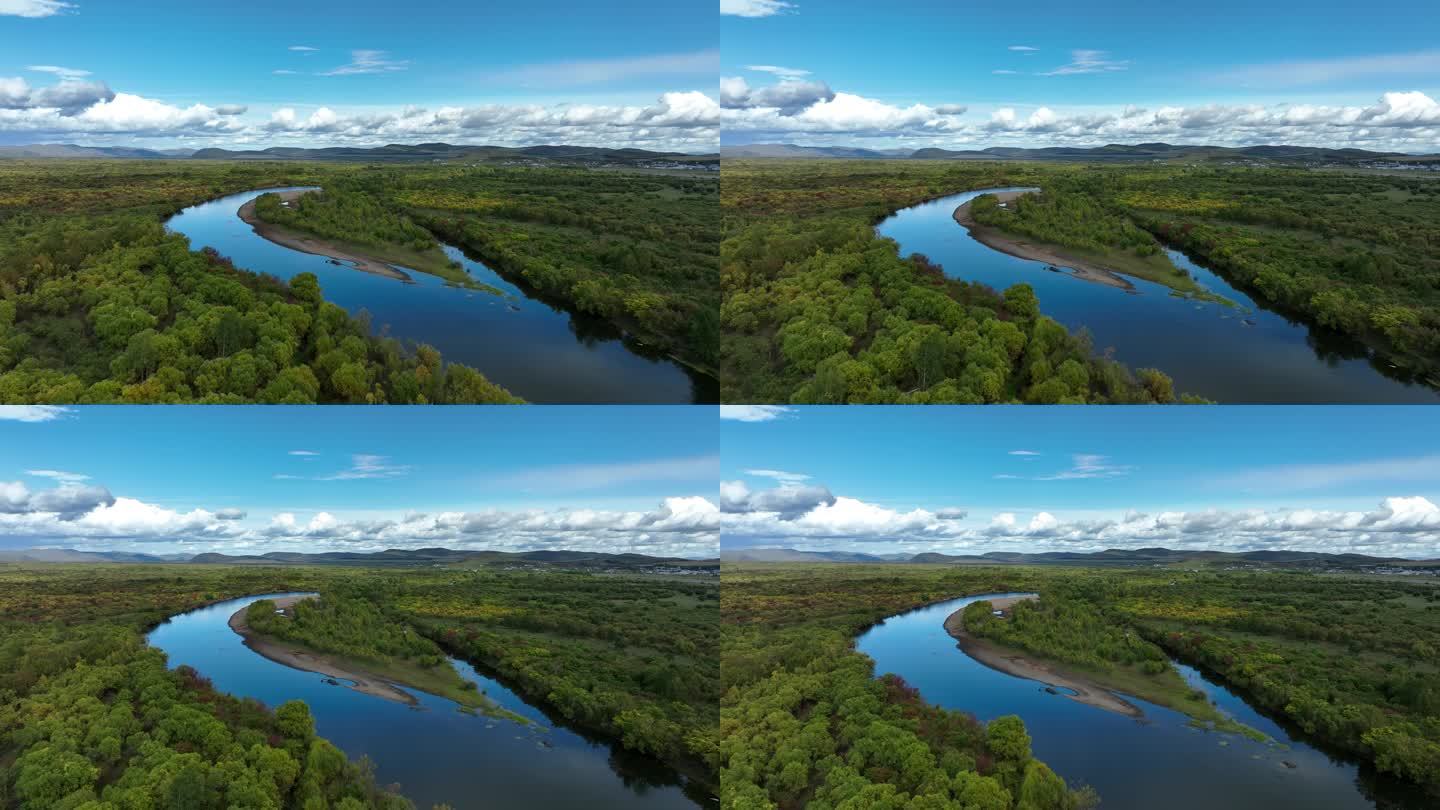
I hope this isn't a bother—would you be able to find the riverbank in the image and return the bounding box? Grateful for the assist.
[947,595,1266,739]
[944,595,1144,717]
[229,596,516,719]
[953,192,1231,305]
[239,191,503,293]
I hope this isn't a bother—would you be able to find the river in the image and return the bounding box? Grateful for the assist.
[875,189,1437,403]
[855,593,1429,810]
[146,593,703,809]
[165,188,718,404]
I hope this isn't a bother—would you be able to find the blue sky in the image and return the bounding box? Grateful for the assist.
[0,406,718,557]
[1,0,717,150]
[721,0,1440,151]
[719,406,1440,557]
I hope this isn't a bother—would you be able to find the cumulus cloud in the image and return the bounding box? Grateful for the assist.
[721,475,1440,558]
[0,76,114,113]
[0,0,74,17]
[722,76,1440,152]
[0,480,114,519]
[720,479,835,518]
[720,76,835,114]
[0,59,716,150]
[0,476,719,557]
[721,0,794,17]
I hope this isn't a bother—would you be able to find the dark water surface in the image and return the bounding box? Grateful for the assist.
[876,189,1437,403]
[147,593,702,810]
[166,188,717,404]
[856,593,1428,810]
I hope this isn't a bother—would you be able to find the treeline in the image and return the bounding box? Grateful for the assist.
[0,565,414,809]
[1111,571,1440,793]
[387,569,719,789]
[0,162,519,403]
[247,595,446,668]
[963,591,1171,675]
[253,190,438,254]
[721,564,1096,809]
[1090,166,1440,386]
[969,190,1162,259]
[326,165,719,372]
[720,161,1193,404]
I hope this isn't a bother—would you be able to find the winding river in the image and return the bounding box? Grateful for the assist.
[165,188,718,404]
[856,593,1428,810]
[876,189,1437,403]
[147,593,703,809]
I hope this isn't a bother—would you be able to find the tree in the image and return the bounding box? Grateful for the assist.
[987,716,1032,763]
[276,700,315,742]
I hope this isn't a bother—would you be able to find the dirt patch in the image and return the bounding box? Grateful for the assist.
[237,190,415,283]
[228,595,418,706]
[952,192,1136,291]
[944,595,1143,718]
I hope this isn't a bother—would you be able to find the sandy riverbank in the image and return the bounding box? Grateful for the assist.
[237,190,415,283]
[944,595,1143,718]
[227,595,418,705]
[952,192,1136,291]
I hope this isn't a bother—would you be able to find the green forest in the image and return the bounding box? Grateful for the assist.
[245,165,720,373]
[720,160,1193,404]
[723,159,1440,401]
[386,567,719,788]
[721,563,1440,807]
[721,564,1096,809]
[0,563,718,808]
[0,565,413,809]
[0,161,519,404]
[1108,167,1440,386]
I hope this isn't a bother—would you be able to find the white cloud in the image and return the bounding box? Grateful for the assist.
[320,49,409,77]
[1009,450,1041,456]
[1009,46,1039,52]
[289,450,319,456]
[0,477,718,557]
[720,0,794,17]
[744,469,810,485]
[490,49,718,86]
[721,475,1440,558]
[0,0,74,17]
[25,469,88,485]
[289,45,319,52]
[746,65,810,80]
[320,454,410,481]
[500,455,718,491]
[1223,454,1440,492]
[0,406,70,422]
[1040,49,1130,76]
[993,70,1019,75]
[720,405,793,422]
[272,69,299,76]
[27,64,89,80]
[1220,49,1440,87]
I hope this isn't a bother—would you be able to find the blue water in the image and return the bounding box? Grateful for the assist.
[165,188,717,404]
[856,593,1428,810]
[876,189,1437,403]
[147,593,701,809]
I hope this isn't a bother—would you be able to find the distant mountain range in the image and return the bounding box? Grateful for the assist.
[0,547,717,567]
[720,142,1439,164]
[720,546,1439,567]
[0,142,719,164]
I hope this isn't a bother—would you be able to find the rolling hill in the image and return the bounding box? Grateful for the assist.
[720,142,1434,164]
